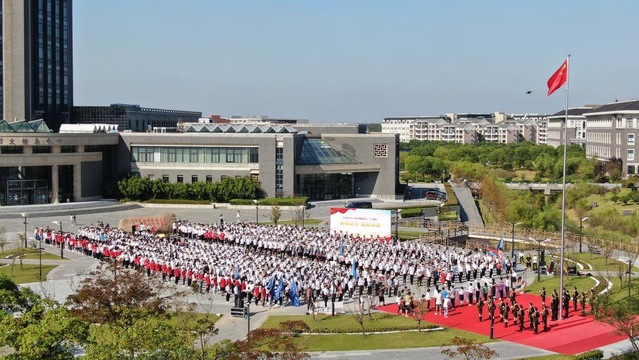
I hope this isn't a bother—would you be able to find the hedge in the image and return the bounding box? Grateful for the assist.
[573,349,603,360]
[144,199,211,205]
[230,197,309,206]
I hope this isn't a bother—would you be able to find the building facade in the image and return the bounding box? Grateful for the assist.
[118,124,399,201]
[2,0,73,131]
[584,100,639,175]
[546,107,592,147]
[73,104,202,132]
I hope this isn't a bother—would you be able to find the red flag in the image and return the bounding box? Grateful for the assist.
[547,59,568,96]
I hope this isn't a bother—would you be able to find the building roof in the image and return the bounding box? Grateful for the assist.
[297,139,359,165]
[584,99,639,115]
[182,123,297,134]
[0,119,51,133]
[549,107,594,117]
[59,124,119,133]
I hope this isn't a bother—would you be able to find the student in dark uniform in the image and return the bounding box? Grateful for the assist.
[572,286,579,312]
[563,289,570,318]
[518,305,525,331]
[501,301,510,327]
[527,302,535,329]
[580,291,587,315]
[539,287,547,304]
[488,298,496,324]
[551,292,559,320]
[477,297,485,322]
[541,304,549,332]
[532,308,540,334]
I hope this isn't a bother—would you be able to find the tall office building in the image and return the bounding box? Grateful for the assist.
[2,0,73,131]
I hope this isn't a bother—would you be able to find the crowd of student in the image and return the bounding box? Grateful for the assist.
[34,218,559,313]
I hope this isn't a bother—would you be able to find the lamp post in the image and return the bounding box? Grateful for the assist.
[20,213,28,248]
[302,206,305,228]
[253,200,259,224]
[395,209,402,241]
[530,238,546,282]
[507,221,522,261]
[629,259,634,298]
[579,217,589,253]
[53,221,64,259]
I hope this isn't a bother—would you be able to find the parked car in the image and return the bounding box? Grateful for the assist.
[345,201,373,209]
[425,191,446,201]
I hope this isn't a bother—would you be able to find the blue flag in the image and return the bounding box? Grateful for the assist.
[289,279,300,307]
[339,240,344,257]
[351,260,358,282]
[274,278,284,301]
[497,237,504,251]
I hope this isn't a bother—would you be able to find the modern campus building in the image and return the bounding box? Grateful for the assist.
[73,104,202,132]
[584,99,639,175]
[546,107,593,147]
[2,0,73,132]
[0,120,399,206]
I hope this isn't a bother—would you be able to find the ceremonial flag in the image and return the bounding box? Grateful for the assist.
[351,259,358,282]
[547,59,568,96]
[339,240,344,256]
[497,238,504,257]
[274,278,284,301]
[289,279,300,307]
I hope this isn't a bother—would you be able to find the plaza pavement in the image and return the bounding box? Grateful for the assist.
[0,201,635,359]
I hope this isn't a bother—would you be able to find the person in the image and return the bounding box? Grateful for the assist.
[501,300,510,327]
[563,289,570,318]
[219,214,224,228]
[236,210,241,223]
[443,293,451,318]
[435,290,443,315]
[528,302,535,329]
[572,286,579,312]
[518,304,525,331]
[580,291,587,316]
[487,298,496,323]
[477,297,484,322]
[540,287,547,304]
[532,308,540,334]
[425,288,432,311]
[541,304,549,332]
[512,303,519,326]
[551,291,559,320]
[70,213,77,226]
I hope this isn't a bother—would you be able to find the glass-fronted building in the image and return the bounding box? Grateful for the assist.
[2,0,73,131]
[73,104,202,132]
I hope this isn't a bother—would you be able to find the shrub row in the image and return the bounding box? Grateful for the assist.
[573,349,603,360]
[591,276,608,294]
[305,324,439,334]
[143,199,212,205]
[229,197,309,206]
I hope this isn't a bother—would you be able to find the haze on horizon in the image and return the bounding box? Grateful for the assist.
[73,1,639,123]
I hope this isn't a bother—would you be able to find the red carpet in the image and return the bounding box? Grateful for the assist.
[376,293,626,355]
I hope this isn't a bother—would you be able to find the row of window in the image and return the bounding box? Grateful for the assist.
[147,174,259,183]
[131,146,259,164]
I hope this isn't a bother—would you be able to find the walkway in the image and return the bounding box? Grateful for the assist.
[450,181,484,227]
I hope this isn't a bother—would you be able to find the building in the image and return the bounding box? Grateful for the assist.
[118,123,399,200]
[547,107,593,147]
[73,104,202,132]
[584,99,639,175]
[381,116,449,142]
[0,119,118,206]
[2,0,73,131]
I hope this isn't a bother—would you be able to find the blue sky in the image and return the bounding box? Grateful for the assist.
[73,1,639,123]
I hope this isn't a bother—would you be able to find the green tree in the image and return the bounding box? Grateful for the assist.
[596,296,639,352]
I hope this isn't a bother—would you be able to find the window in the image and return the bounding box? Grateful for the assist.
[191,175,198,183]
[206,175,212,183]
[628,149,635,161]
[177,175,184,183]
[162,175,169,182]
[148,174,154,180]
[32,146,51,153]
[628,166,637,175]
[629,134,636,146]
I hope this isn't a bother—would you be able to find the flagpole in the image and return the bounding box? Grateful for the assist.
[559,54,570,321]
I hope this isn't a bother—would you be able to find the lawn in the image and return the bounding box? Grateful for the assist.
[0,264,57,283]
[260,313,493,351]
[263,219,324,226]
[566,252,639,273]
[1,248,67,261]
[523,274,596,296]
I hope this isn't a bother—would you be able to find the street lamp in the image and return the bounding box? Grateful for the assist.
[507,221,522,261]
[53,221,64,259]
[530,238,547,282]
[579,217,589,253]
[395,209,402,241]
[20,213,28,248]
[253,200,259,224]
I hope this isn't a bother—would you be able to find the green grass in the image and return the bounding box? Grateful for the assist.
[566,252,639,272]
[0,264,57,283]
[261,314,493,351]
[524,274,596,296]
[297,328,492,351]
[605,275,639,302]
[1,248,67,261]
[261,313,419,332]
[400,230,424,240]
[518,355,573,360]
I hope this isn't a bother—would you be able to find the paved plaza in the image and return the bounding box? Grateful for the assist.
[0,201,635,359]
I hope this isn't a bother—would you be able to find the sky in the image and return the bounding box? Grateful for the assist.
[73,1,639,123]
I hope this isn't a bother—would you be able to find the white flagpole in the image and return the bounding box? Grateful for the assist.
[559,54,570,321]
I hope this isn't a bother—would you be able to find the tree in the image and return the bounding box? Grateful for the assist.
[269,206,282,225]
[596,296,639,352]
[219,328,310,360]
[412,296,430,332]
[9,237,35,277]
[65,262,166,325]
[0,226,8,254]
[441,337,498,360]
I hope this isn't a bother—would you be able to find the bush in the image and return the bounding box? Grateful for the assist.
[230,197,309,206]
[143,199,211,205]
[400,207,425,218]
[573,349,603,360]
